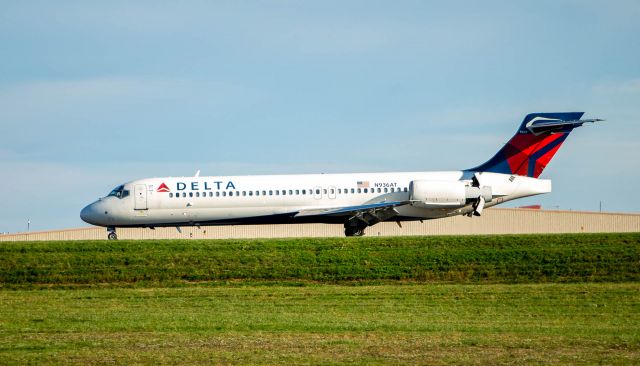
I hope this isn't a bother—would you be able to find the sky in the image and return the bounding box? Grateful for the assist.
[1,1,639,233]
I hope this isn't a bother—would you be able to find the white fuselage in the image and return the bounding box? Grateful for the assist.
[80,170,551,228]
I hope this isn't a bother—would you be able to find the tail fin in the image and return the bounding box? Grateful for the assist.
[469,112,600,178]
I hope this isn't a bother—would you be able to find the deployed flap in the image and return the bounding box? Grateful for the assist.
[294,200,411,218]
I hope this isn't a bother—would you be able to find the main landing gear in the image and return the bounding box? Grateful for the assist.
[107,227,118,240]
[344,220,367,237]
[343,206,400,237]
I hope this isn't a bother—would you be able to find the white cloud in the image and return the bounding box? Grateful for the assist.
[0,77,260,122]
[5,2,505,56]
[592,78,640,95]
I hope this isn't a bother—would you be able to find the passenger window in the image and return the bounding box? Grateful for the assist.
[404,187,408,192]
[289,190,293,195]
[276,190,280,195]
[262,190,266,196]
[384,188,388,193]
[302,189,306,195]
[377,188,381,193]
[196,192,200,197]
[169,193,173,198]
[315,189,320,195]
[242,191,246,196]
[189,192,193,197]
[222,192,226,197]
[216,192,220,197]
[295,190,299,195]
[363,188,368,193]
[330,189,335,194]
[269,190,273,196]
[357,188,362,193]
[351,188,355,194]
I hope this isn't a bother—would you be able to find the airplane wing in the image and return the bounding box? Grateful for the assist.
[294,200,411,217]
[295,200,412,225]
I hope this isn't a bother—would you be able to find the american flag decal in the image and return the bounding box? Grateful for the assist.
[357,181,370,188]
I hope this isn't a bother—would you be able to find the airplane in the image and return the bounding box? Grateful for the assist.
[81,112,600,240]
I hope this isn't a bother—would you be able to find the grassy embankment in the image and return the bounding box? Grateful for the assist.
[0,233,639,364]
[0,233,638,287]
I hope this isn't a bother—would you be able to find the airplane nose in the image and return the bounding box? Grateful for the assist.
[80,202,102,226]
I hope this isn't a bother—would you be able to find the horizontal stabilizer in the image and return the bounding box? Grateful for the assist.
[526,118,602,135]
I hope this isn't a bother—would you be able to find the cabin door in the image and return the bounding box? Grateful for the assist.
[134,184,148,210]
[328,186,337,199]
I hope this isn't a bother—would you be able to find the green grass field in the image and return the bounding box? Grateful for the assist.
[1,233,639,364]
[1,233,639,287]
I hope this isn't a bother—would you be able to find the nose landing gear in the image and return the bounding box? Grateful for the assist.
[107,227,118,240]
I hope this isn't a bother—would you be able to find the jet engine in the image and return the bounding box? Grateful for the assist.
[409,180,492,211]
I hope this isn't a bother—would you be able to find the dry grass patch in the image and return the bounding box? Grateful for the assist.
[1,283,638,364]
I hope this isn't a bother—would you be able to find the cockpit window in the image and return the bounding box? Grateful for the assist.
[107,185,128,199]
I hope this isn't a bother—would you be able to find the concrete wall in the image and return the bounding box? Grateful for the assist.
[1,208,638,242]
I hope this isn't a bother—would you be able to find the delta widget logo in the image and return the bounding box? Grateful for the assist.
[157,183,170,193]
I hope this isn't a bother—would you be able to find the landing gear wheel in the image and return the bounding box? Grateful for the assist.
[344,223,366,237]
[108,232,118,240]
[346,229,365,237]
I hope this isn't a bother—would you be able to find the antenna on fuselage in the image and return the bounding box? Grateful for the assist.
[194,170,200,177]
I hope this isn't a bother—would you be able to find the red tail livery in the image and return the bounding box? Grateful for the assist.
[470,112,600,178]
